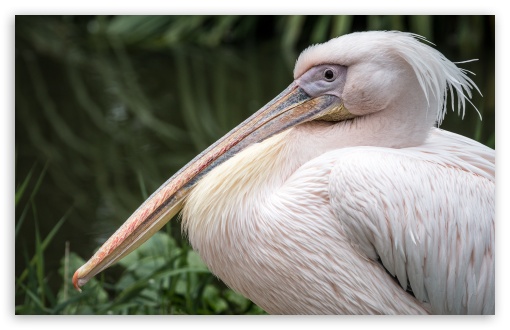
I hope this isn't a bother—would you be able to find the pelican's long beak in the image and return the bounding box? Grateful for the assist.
[73,81,343,291]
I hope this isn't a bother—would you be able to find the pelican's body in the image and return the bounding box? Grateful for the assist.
[184,126,494,314]
[74,31,495,314]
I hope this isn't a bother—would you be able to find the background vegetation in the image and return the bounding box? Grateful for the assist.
[15,15,495,315]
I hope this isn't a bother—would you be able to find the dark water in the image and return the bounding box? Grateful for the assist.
[15,31,495,294]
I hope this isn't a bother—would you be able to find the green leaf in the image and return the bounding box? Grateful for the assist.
[203,285,228,314]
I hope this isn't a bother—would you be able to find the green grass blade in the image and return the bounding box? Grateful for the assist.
[28,161,49,203]
[137,171,149,200]
[16,163,49,238]
[15,281,53,314]
[17,207,73,284]
[33,212,45,307]
[15,203,30,239]
[15,165,35,206]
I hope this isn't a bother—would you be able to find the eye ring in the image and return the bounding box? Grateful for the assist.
[323,68,336,81]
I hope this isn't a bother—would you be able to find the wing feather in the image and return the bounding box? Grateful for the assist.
[326,128,494,314]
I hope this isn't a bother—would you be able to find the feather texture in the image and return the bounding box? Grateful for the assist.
[328,128,494,314]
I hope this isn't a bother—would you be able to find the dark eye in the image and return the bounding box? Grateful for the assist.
[323,68,335,81]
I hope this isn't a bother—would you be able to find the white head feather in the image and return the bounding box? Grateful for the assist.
[294,31,480,125]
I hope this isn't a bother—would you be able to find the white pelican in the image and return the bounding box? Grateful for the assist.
[73,31,495,315]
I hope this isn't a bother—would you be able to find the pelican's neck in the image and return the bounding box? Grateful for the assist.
[182,98,437,239]
[183,130,294,233]
[181,122,343,237]
[334,104,436,149]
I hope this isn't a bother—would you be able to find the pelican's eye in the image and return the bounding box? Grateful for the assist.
[298,64,345,98]
[323,68,336,82]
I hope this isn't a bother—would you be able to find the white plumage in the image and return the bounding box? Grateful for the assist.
[182,32,494,314]
[182,126,494,314]
[74,31,495,315]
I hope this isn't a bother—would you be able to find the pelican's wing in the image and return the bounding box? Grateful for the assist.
[327,128,494,314]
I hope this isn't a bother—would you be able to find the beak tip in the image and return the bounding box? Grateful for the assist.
[72,269,83,292]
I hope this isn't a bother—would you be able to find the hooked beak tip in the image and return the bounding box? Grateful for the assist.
[73,269,82,292]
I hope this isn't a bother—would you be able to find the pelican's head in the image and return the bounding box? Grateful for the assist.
[73,31,478,290]
[294,31,478,127]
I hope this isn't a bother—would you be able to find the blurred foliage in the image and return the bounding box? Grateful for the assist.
[15,15,494,56]
[15,15,494,315]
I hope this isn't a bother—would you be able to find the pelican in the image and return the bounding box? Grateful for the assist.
[73,31,495,314]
